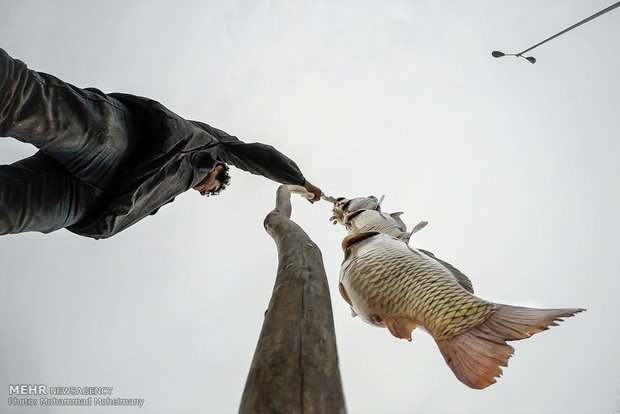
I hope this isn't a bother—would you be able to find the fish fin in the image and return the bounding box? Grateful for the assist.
[343,209,364,223]
[342,231,380,250]
[411,220,428,235]
[402,221,428,243]
[339,282,353,306]
[419,249,475,293]
[389,212,407,232]
[436,305,585,389]
[384,317,418,342]
[338,283,357,317]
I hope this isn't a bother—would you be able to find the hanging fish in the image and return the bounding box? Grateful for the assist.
[332,195,585,389]
[329,195,410,238]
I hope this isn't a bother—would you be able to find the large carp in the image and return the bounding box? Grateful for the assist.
[331,196,584,389]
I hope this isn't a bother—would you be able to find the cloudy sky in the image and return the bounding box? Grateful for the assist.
[1,1,618,413]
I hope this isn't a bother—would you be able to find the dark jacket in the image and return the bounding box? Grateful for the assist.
[67,94,305,239]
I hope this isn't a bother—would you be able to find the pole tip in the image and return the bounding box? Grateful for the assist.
[492,51,505,58]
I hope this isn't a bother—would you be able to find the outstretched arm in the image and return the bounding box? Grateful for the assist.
[203,123,323,202]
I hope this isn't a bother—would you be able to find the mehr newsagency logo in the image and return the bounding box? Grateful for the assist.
[8,384,145,408]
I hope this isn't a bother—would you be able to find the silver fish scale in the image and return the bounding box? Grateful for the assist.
[341,234,494,339]
[347,211,406,238]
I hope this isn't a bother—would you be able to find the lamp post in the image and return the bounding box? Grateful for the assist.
[493,1,620,64]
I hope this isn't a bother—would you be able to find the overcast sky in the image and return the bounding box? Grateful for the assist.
[1,1,619,413]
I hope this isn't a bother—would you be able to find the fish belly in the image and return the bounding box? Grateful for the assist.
[340,234,493,340]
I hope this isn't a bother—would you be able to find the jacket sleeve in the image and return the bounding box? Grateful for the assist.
[207,125,306,186]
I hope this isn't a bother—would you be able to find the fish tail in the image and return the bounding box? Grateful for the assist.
[436,305,585,389]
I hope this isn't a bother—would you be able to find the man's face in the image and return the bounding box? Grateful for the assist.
[193,165,224,196]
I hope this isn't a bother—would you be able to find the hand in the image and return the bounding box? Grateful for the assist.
[303,180,323,203]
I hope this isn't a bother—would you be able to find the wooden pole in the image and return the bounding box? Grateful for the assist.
[238,185,347,414]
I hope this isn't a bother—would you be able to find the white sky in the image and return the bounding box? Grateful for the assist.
[1,1,619,413]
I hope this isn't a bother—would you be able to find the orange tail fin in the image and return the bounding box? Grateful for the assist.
[436,305,585,389]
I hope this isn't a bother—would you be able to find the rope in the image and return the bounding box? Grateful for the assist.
[283,185,337,204]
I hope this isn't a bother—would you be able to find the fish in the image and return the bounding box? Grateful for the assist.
[332,195,585,389]
[329,195,410,238]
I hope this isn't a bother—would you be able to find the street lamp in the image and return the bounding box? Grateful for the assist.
[492,1,619,64]
[492,51,536,64]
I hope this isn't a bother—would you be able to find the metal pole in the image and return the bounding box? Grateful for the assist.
[517,1,620,56]
[493,2,620,63]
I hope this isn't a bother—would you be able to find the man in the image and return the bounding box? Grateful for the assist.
[0,48,322,239]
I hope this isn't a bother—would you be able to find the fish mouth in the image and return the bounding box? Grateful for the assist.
[329,209,344,225]
[329,197,350,225]
[330,211,345,225]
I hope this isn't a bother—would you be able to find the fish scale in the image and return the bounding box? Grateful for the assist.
[332,195,584,388]
[341,234,494,340]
